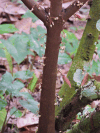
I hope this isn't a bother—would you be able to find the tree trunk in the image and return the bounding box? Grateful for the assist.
[55,0,100,131]
[38,0,63,133]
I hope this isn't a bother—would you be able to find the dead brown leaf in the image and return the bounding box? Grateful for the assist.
[17,112,39,128]
[15,18,32,34]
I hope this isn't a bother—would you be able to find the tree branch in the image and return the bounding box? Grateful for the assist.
[67,107,100,133]
[63,0,89,21]
[55,80,100,131]
[21,0,47,25]
[55,0,100,121]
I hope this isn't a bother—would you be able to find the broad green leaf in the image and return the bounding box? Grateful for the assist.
[16,92,39,114]
[96,19,100,31]
[62,29,78,42]
[22,10,38,22]
[1,39,18,62]
[0,72,24,95]
[28,73,38,92]
[91,60,98,75]
[82,86,97,99]
[0,91,4,99]
[10,107,22,118]
[9,80,24,96]
[98,62,100,74]
[0,49,5,57]
[0,24,18,34]
[61,30,79,55]
[0,43,4,48]
[58,52,72,64]
[82,105,95,116]
[0,72,13,86]
[13,70,33,80]
[29,26,46,57]
[0,99,7,110]
[17,0,23,4]
[9,34,29,64]
[73,69,85,86]
[84,60,99,76]
[4,48,13,75]
[19,99,39,114]
[0,108,7,130]
[18,92,34,100]
[27,50,35,56]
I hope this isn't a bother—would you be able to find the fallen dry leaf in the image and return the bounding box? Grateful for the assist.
[15,18,32,34]
[17,112,39,128]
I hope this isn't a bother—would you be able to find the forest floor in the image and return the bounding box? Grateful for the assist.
[0,0,99,133]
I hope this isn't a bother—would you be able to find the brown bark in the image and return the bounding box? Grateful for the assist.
[20,0,89,132]
[21,0,89,27]
[55,89,92,131]
[63,0,89,21]
[21,0,47,25]
[38,1,63,132]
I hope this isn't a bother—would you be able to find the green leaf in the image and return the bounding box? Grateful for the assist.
[10,107,22,118]
[83,105,95,116]
[96,40,100,58]
[19,99,39,114]
[58,52,72,64]
[61,30,79,55]
[76,105,95,120]
[98,62,100,74]
[0,72,24,95]
[0,99,7,110]
[1,33,31,64]
[62,29,78,43]
[13,70,33,80]
[0,72,13,86]
[84,60,99,76]
[18,92,34,100]
[0,24,18,34]
[0,43,4,49]
[22,10,38,22]
[17,0,23,4]
[4,48,13,75]
[1,39,19,62]
[96,19,100,31]
[28,73,38,92]
[0,108,7,130]
[0,91,4,99]
[10,81,24,96]
[0,72,13,93]
[9,34,29,64]
[76,112,82,120]
[17,92,39,114]
[29,26,46,57]
[0,49,5,57]
[73,69,85,86]
[82,86,97,99]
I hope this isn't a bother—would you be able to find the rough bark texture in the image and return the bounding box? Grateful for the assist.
[20,0,91,132]
[63,0,89,21]
[67,111,100,133]
[55,0,100,131]
[21,0,47,24]
[55,80,100,131]
[38,1,63,133]
[21,0,88,26]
